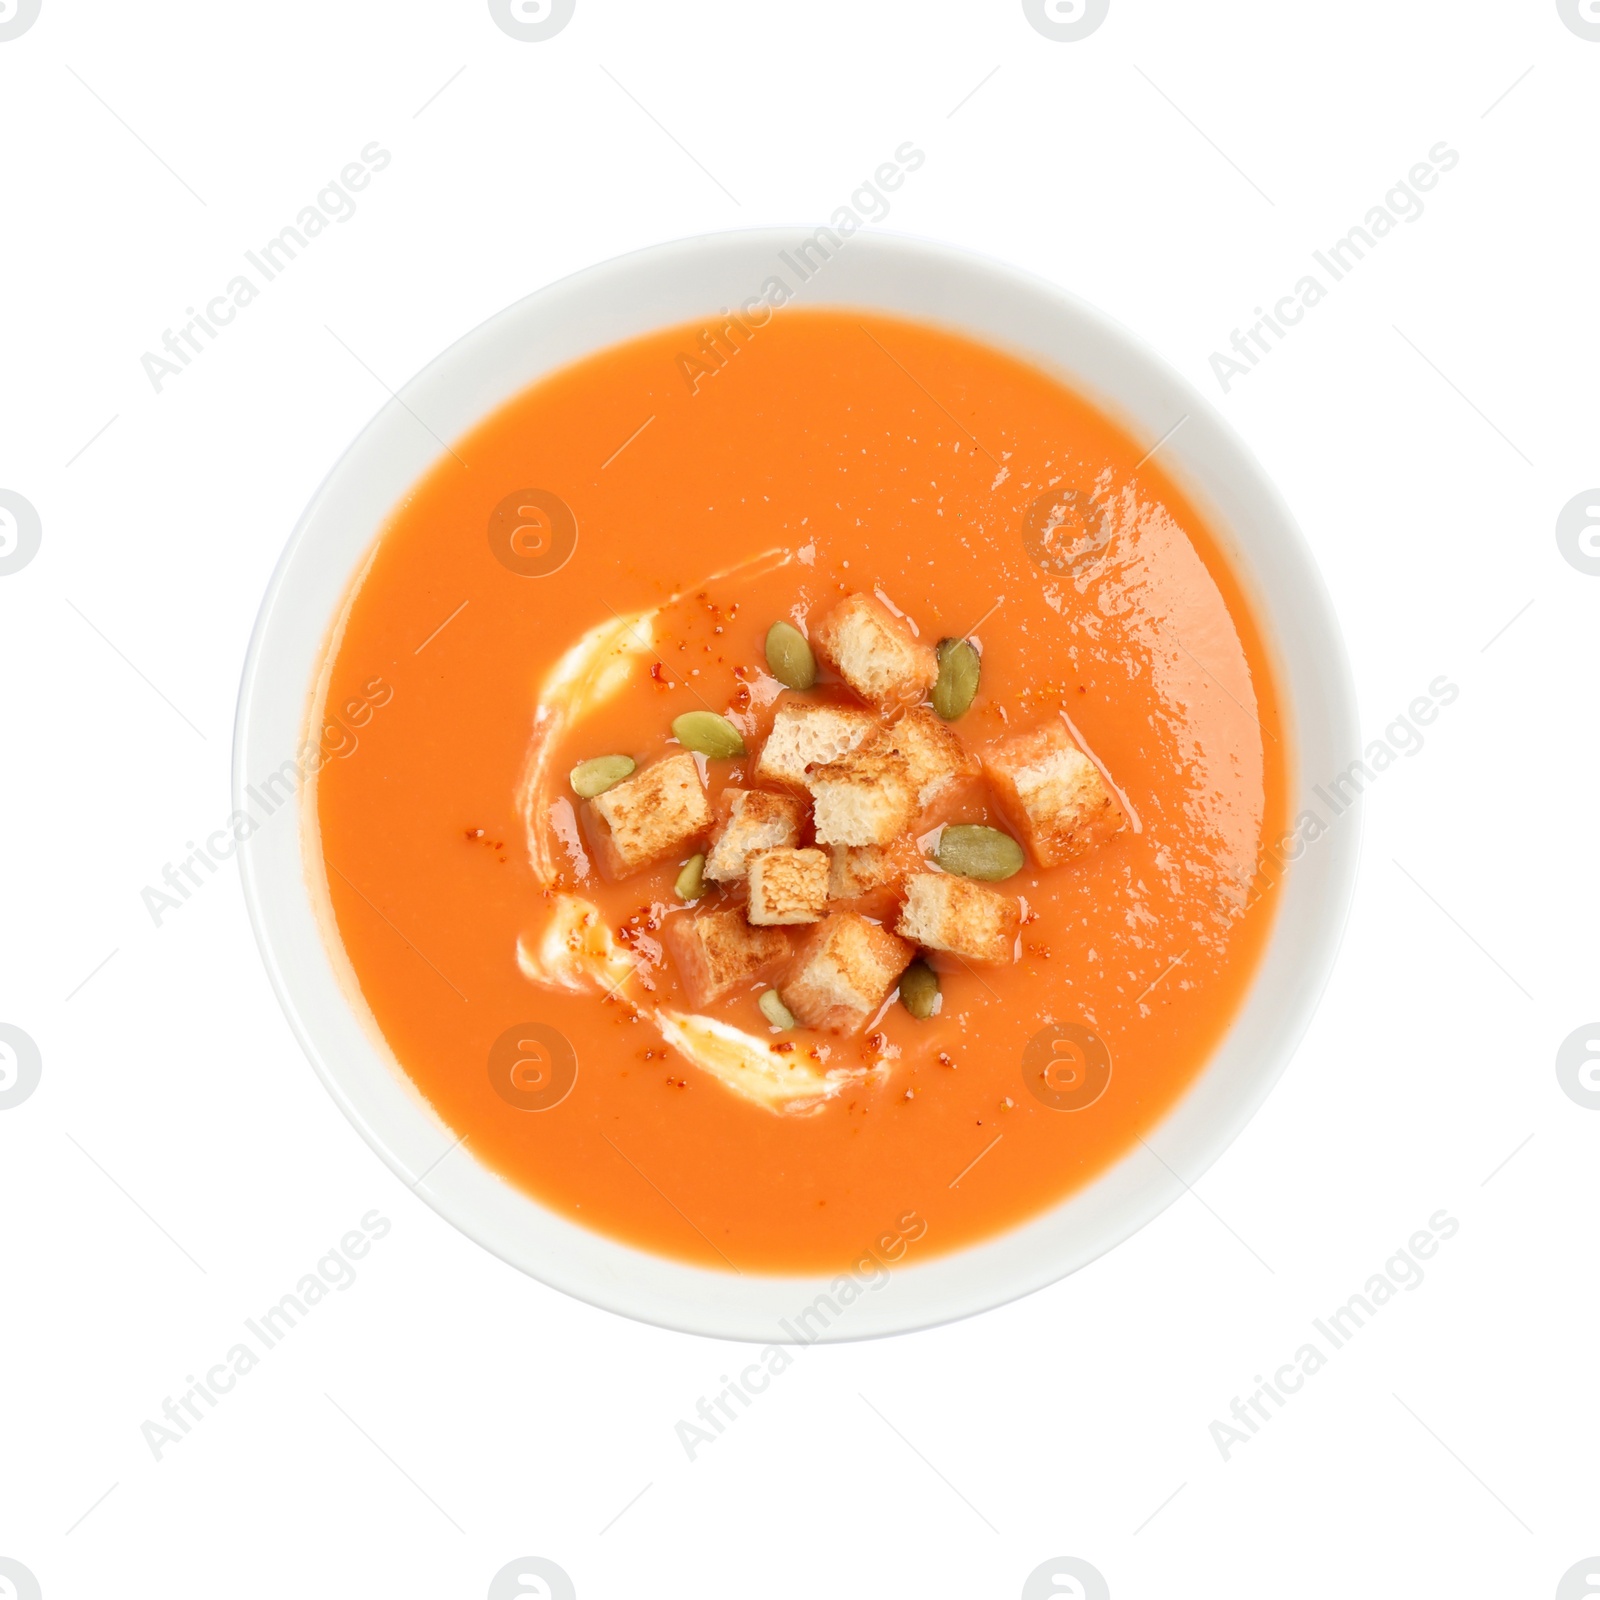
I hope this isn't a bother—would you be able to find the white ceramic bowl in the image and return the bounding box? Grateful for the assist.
[234,229,1358,1342]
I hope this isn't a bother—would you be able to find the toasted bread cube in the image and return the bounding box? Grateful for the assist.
[829,843,904,900]
[588,751,712,879]
[808,736,917,846]
[891,707,979,812]
[980,721,1125,867]
[780,911,914,1035]
[895,873,1019,965]
[664,906,790,1006]
[753,701,878,791]
[747,847,830,925]
[812,593,938,713]
[705,788,805,882]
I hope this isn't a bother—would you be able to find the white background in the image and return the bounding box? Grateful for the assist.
[3,2,1597,1596]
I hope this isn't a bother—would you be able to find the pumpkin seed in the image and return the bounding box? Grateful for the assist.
[672,710,747,759]
[765,620,817,690]
[934,824,1024,881]
[570,754,635,798]
[674,853,706,902]
[899,960,940,1020]
[931,637,981,721]
[759,989,797,1030]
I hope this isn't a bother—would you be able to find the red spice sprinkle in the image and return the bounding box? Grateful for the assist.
[618,905,663,944]
[465,828,485,839]
[774,1042,795,1054]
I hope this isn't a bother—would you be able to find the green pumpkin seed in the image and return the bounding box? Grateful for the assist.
[759,989,797,1030]
[764,620,817,690]
[934,824,1024,882]
[674,853,706,902]
[899,960,940,1020]
[672,710,747,759]
[931,637,981,721]
[570,754,635,798]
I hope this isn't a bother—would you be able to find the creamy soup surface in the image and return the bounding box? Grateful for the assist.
[313,309,1287,1273]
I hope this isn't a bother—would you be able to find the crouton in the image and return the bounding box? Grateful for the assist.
[980,720,1125,867]
[780,911,914,1035]
[808,735,917,846]
[753,701,878,790]
[895,873,1019,965]
[812,593,939,713]
[826,833,924,903]
[747,847,830,925]
[705,788,805,881]
[828,843,901,901]
[663,906,789,1007]
[828,844,891,900]
[588,751,712,878]
[891,706,979,812]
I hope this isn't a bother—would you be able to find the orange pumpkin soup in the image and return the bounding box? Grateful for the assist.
[312,308,1287,1274]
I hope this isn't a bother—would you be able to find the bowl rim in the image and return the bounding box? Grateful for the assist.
[233,226,1360,1343]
